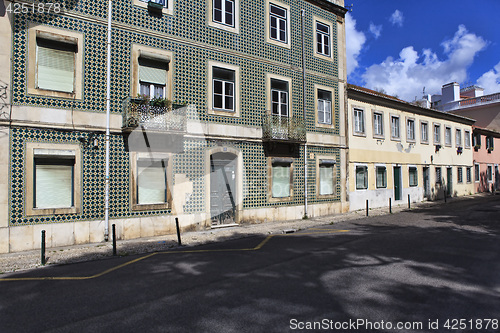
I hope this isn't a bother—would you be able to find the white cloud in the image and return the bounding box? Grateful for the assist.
[477,62,500,94]
[390,10,404,27]
[345,12,367,75]
[361,25,487,101]
[369,22,382,39]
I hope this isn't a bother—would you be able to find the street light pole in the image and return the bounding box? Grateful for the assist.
[104,0,112,241]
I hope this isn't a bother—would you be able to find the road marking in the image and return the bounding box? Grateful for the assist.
[0,230,349,282]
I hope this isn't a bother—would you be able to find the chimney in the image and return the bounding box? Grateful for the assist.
[441,82,460,104]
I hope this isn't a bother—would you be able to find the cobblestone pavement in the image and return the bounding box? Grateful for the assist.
[0,195,485,274]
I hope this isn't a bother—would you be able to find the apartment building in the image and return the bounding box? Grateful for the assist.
[0,0,348,252]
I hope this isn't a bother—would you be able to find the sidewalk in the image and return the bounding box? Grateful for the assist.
[0,195,483,274]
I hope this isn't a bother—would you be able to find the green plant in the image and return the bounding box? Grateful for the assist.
[151,97,172,108]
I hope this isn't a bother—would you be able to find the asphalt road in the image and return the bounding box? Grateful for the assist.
[1,196,499,333]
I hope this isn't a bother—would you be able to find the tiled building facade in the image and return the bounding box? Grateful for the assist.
[0,0,348,252]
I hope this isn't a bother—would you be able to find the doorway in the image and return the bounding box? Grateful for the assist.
[423,166,430,199]
[210,152,237,226]
[446,167,452,196]
[393,166,401,201]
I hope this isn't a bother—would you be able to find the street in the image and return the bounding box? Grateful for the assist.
[1,196,499,333]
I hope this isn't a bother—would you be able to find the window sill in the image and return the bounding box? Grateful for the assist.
[207,108,240,117]
[131,203,170,211]
[26,206,79,216]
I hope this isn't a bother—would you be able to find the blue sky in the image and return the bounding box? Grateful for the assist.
[345,0,500,101]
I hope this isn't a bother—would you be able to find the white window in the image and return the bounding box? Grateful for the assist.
[434,124,441,144]
[464,130,471,148]
[317,89,332,124]
[356,166,368,190]
[373,112,383,137]
[212,66,235,112]
[445,126,452,146]
[137,159,168,205]
[316,21,331,57]
[271,78,289,116]
[407,119,415,141]
[409,167,418,187]
[269,3,288,43]
[141,0,168,7]
[138,58,168,99]
[319,160,335,195]
[456,129,462,147]
[353,108,364,134]
[272,159,292,198]
[213,0,235,27]
[421,122,428,143]
[391,116,400,139]
[376,166,386,188]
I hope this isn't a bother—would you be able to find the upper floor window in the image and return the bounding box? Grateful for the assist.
[139,58,168,99]
[133,0,173,15]
[317,89,332,125]
[434,124,441,144]
[269,3,288,44]
[353,108,364,134]
[445,126,452,146]
[406,118,415,141]
[421,121,428,143]
[213,0,235,27]
[472,132,481,148]
[212,66,235,112]
[373,112,383,137]
[316,21,331,57]
[271,78,289,117]
[391,115,400,139]
[486,136,494,151]
[456,129,462,147]
[141,0,167,8]
[464,130,471,148]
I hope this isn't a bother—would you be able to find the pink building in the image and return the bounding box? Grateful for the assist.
[472,127,500,193]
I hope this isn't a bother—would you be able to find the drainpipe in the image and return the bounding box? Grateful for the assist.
[301,9,308,218]
[104,0,112,241]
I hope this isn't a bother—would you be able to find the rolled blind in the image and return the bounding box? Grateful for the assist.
[319,164,334,195]
[36,39,75,93]
[138,165,167,204]
[35,162,74,208]
[272,164,290,197]
[139,58,167,85]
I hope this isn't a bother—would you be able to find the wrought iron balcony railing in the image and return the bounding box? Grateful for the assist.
[262,112,306,143]
[122,98,187,133]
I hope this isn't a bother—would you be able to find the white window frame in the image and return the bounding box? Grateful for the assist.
[212,67,235,112]
[455,129,462,147]
[355,165,368,190]
[313,17,333,61]
[391,115,400,140]
[373,111,384,138]
[353,108,365,136]
[316,87,332,125]
[433,123,441,145]
[208,61,240,117]
[445,126,452,147]
[266,73,292,118]
[133,0,173,15]
[464,130,471,148]
[406,118,415,142]
[266,0,291,48]
[420,121,429,144]
[269,158,293,201]
[208,0,240,33]
[316,156,336,197]
[375,165,387,189]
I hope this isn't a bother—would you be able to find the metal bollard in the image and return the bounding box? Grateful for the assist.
[366,200,369,216]
[112,224,117,256]
[41,230,46,266]
[408,194,411,209]
[175,217,182,246]
[389,197,392,214]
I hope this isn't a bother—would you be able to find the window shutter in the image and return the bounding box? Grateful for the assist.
[37,42,75,93]
[139,58,167,85]
[35,163,73,208]
[319,164,334,195]
[272,164,290,197]
[138,165,167,204]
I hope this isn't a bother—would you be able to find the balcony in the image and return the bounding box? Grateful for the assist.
[122,97,187,133]
[262,112,306,144]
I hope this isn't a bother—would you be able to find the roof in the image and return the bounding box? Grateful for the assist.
[347,84,476,126]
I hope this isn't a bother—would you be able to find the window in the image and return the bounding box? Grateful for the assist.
[271,159,292,198]
[131,153,171,211]
[268,2,289,45]
[473,133,481,148]
[212,66,235,112]
[409,167,418,187]
[140,0,167,8]
[139,57,168,99]
[421,121,428,143]
[213,0,235,27]
[376,166,386,188]
[133,0,173,14]
[466,167,471,183]
[457,167,463,183]
[407,118,415,141]
[315,21,331,57]
[318,159,335,196]
[26,143,82,216]
[445,126,452,146]
[487,165,493,182]
[435,167,442,185]
[356,166,368,190]
[132,45,172,102]
[27,25,83,99]
[271,78,289,116]
[486,136,494,151]
[373,112,384,137]
[391,115,400,139]
[353,108,364,134]
[434,124,441,144]
[456,129,462,147]
[464,130,471,148]
[317,89,332,125]
[475,163,480,182]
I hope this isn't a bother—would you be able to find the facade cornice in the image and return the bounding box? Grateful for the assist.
[305,0,348,18]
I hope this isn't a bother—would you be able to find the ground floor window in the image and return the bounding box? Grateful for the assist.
[435,167,442,185]
[409,167,418,187]
[487,165,493,182]
[376,166,386,188]
[34,157,75,209]
[137,160,168,205]
[356,165,368,190]
[475,164,480,182]
[457,167,463,183]
[271,159,292,198]
[318,159,335,196]
[466,167,472,183]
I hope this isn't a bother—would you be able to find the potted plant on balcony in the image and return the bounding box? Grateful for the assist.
[457,146,463,155]
[474,144,481,151]
[151,97,172,109]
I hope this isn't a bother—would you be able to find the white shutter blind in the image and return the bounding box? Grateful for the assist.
[35,163,73,208]
[272,164,290,197]
[139,59,167,85]
[138,165,166,204]
[319,164,334,195]
[37,40,75,93]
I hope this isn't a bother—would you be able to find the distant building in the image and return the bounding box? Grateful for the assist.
[347,84,475,211]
